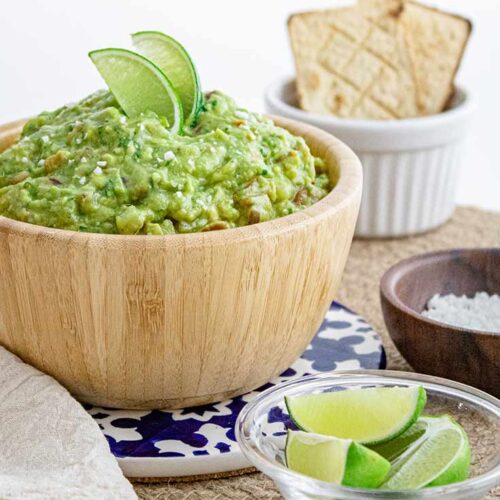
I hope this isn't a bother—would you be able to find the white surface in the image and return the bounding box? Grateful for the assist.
[118,454,250,479]
[266,79,474,237]
[1,0,499,210]
[0,347,136,499]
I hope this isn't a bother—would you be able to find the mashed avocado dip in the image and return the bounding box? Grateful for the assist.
[0,91,330,235]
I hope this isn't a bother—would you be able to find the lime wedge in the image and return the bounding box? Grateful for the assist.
[285,386,427,445]
[381,416,470,489]
[131,31,202,125]
[286,430,390,488]
[89,48,183,133]
[370,418,428,462]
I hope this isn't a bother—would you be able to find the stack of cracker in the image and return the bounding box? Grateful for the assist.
[288,0,471,119]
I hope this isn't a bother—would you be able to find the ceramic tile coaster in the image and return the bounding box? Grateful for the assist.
[87,301,385,477]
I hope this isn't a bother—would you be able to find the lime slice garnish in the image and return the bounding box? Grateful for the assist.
[286,430,390,488]
[131,31,202,125]
[381,416,471,489]
[89,48,183,133]
[285,386,427,445]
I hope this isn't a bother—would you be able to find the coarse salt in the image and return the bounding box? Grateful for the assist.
[81,157,87,163]
[37,159,45,166]
[235,110,248,119]
[93,166,103,175]
[41,135,49,144]
[79,177,87,185]
[422,292,500,333]
[96,160,107,167]
[164,151,176,162]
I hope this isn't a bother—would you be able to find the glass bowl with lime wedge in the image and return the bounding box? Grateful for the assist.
[236,371,500,499]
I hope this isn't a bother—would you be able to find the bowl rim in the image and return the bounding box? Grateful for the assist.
[0,114,362,247]
[380,248,500,337]
[236,370,500,498]
[265,77,474,132]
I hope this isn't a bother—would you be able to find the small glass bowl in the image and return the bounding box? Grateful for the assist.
[236,370,500,499]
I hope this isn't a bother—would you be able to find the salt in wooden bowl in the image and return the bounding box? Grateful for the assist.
[380,248,500,397]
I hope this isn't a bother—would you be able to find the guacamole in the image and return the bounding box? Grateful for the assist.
[0,91,330,234]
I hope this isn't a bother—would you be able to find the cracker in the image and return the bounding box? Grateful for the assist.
[361,0,471,114]
[288,0,471,119]
[403,1,471,114]
[288,3,418,119]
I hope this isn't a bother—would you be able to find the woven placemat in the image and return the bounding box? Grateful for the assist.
[132,206,500,500]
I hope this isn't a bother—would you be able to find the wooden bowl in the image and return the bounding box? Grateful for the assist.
[0,116,362,409]
[380,249,500,397]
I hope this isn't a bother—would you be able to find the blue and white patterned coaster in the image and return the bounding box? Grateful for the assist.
[87,301,385,478]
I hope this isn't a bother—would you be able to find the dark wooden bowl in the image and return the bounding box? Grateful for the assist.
[380,248,500,397]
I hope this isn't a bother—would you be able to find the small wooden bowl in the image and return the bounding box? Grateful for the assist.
[0,116,362,409]
[380,249,500,397]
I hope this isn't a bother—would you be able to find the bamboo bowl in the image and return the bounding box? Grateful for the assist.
[0,116,362,409]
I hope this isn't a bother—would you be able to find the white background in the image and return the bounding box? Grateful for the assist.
[1,0,499,210]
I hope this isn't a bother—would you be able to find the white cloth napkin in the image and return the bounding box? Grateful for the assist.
[0,347,137,499]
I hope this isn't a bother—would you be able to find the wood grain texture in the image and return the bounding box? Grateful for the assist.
[380,248,500,397]
[0,116,362,409]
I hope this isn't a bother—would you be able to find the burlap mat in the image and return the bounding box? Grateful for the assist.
[133,206,500,500]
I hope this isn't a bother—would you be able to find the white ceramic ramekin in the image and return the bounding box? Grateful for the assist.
[265,78,474,238]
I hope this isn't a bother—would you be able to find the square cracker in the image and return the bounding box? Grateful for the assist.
[288,0,471,119]
[360,0,471,114]
[403,1,472,114]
